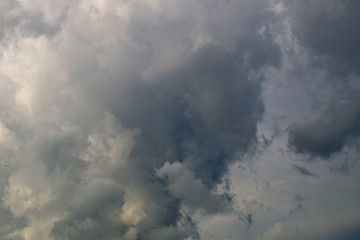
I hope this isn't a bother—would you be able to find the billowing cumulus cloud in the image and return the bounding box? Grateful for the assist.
[0,0,359,239]
[0,0,278,239]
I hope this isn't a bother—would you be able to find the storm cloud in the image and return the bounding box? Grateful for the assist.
[0,0,359,239]
[283,0,360,158]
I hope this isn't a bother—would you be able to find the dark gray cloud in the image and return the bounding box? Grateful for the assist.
[283,0,360,75]
[292,164,318,178]
[288,87,360,158]
[239,213,253,230]
[282,0,360,158]
[1,0,359,239]
[328,227,360,240]
[0,0,283,239]
[110,43,267,239]
[114,45,265,186]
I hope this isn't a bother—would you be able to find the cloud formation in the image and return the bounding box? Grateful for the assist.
[292,164,318,178]
[283,0,360,158]
[0,0,281,239]
[0,0,359,239]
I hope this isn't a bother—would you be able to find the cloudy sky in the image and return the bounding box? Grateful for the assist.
[0,0,360,239]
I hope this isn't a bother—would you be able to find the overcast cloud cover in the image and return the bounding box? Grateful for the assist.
[0,0,359,239]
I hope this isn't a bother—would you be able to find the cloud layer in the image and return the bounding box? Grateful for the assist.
[0,0,359,239]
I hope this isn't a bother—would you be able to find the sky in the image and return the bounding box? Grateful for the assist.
[0,0,360,239]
